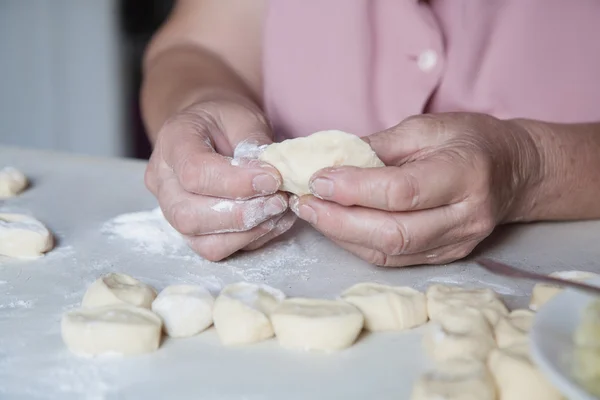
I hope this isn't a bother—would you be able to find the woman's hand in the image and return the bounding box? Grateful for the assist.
[145,94,296,261]
[290,113,542,267]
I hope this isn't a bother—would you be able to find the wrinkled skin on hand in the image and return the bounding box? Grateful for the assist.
[290,113,541,267]
[145,96,297,261]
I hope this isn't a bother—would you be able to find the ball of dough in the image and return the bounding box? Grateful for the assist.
[213,282,285,345]
[494,309,534,348]
[426,284,508,325]
[423,306,496,362]
[529,270,598,311]
[271,298,364,352]
[61,305,163,356]
[410,359,496,400]
[0,213,54,258]
[341,282,427,331]
[258,130,384,196]
[81,273,157,309]
[574,299,600,348]
[487,343,562,400]
[0,167,28,199]
[151,284,214,338]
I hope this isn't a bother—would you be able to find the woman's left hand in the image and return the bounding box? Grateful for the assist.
[290,113,542,267]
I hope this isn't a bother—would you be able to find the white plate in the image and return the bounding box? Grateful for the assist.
[530,277,600,400]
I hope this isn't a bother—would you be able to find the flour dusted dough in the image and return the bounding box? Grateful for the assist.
[529,270,598,310]
[410,359,496,400]
[0,213,54,258]
[494,309,534,348]
[341,282,427,331]
[61,304,162,356]
[213,282,285,345]
[81,273,157,309]
[426,284,508,325]
[271,298,364,351]
[258,130,384,196]
[151,284,214,338]
[488,343,562,400]
[423,306,496,362]
[0,167,28,198]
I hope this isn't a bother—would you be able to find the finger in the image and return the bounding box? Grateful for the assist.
[310,157,468,211]
[185,214,285,262]
[291,195,479,255]
[159,117,281,198]
[157,173,288,235]
[333,238,480,267]
[242,211,297,251]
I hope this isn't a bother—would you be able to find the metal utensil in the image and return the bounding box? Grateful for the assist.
[475,257,600,297]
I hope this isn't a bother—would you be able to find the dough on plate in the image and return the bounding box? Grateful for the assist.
[573,301,600,394]
[426,284,508,325]
[61,304,163,356]
[271,298,364,351]
[212,282,285,345]
[529,270,598,311]
[423,306,496,362]
[494,309,534,348]
[0,167,28,198]
[258,130,384,196]
[341,282,428,331]
[410,358,496,400]
[151,284,214,338]
[487,343,562,400]
[81,273,157,309]
[0,213,54,258]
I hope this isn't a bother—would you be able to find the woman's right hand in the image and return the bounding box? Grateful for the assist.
[144,94,296,261]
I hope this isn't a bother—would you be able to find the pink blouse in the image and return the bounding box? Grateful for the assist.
[263,0,600,140]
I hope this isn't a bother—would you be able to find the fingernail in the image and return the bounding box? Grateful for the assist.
[264,196,287,217]
[289,195,300,215]
[310,178,334,198]
[253,174,279,194]
[299,204,317,225]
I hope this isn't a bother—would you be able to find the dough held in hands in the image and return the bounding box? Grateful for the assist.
[529,270,598,311]
[341,282,428,331]
[494,309,534,348]
[271,298,364,351]
[0,213,54,258]
[82,273,157,309]
[0,167,28,199]
[151,284,214,338]
[258,130,384,196]
[61,304,163,356]
[488,343,562,400]
[426,284,508,325]
[410,358,496,400]
[213,282,285,345]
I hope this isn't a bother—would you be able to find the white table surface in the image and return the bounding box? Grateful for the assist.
[1,145,599,399]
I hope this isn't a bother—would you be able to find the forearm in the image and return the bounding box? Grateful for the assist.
[140,46,259,143]
[508,119,600,222]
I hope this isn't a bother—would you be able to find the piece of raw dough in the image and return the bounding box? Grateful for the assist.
[0,167,28,199]
[258,130,384,196]
[341,282,427,331]
[410,358,496,400]
[488,343,562,400]
[61,304,163,356]
[529,270,598,311]
[212,282,285,345]
[426,284,508,325]
[271,298,364,351]
[573,299,600,395]
[81,273,157,309]
[494,309,534,348]
[0,213,54,258]
[423,306,496,362]
[151,284,214,338]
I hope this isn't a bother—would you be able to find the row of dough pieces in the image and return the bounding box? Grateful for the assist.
[0,167,55,258]
[62,270,598,399]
